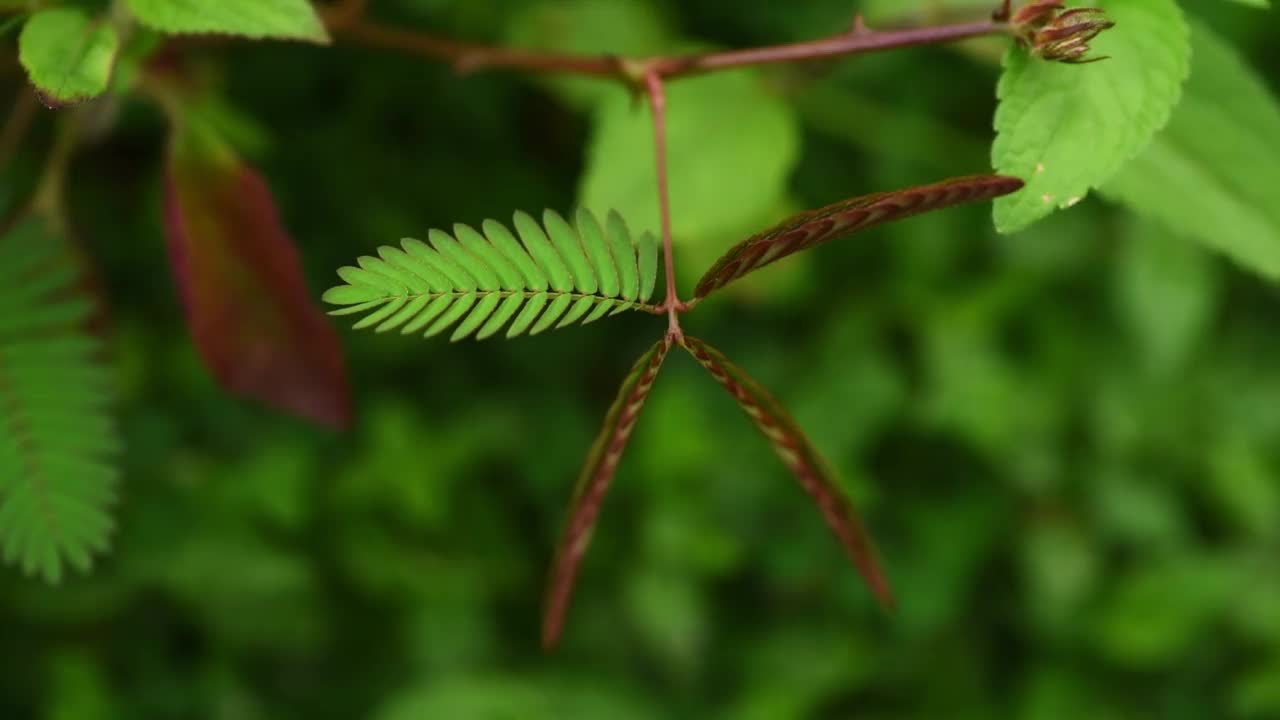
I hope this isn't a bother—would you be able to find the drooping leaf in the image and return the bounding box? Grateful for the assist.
[542,337,672,648]
[693,175,1023,300]
[679,335,893,609]
[1101,20,1280,281]
[992,0,1190,233]
[125,0,329,44]
[324,210,661,342]
[18,8,119,106]
[165,118,350,428]
[0,217,117,583]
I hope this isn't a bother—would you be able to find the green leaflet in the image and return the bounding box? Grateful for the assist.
[18,8,119,105]
[325,209,661,341]
[992,0,1190,233]
[0,218,118,583]
[1101,20,1280,281]
[679,335,893,610]
[543,337,672,648]
[124,0,329,44]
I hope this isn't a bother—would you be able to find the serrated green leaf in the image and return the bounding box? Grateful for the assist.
[18,8,119,106]
[992,0,1190,233]
[543,337,672,648]
[327,209,660,341]
[1100,20,1280,281]
[0,217,117,583]
[680,335,892,609]
[124,0,328,44]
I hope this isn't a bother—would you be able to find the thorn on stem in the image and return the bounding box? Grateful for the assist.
[850,13,871,36]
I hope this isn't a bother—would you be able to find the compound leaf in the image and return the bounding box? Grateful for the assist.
[326,210,661,341]
[694,175,1023,300]
[543,337,672,648]
[680,335,892,609]
[0,217,118,583]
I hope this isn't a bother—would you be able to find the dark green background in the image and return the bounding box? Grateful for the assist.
[3,0,1279,717]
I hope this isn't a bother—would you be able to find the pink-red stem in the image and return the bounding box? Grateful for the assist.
[642,71,682,339]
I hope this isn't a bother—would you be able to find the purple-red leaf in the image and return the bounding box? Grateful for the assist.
[543,337,672,649]
[164,134,350,428]
[693,174,1024,299]
[680,335,893,609]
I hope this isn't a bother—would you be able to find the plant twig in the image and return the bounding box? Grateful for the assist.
[643,71,683,339]
[342,20,627,77]
[648,19,1007,78]
[336,14,1012,84]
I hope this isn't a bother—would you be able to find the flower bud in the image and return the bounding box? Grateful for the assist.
[1010,2,1115,64]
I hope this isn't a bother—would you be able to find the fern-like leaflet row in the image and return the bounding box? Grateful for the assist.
[324,209,661,341]
[694,175,1025,299]
[0,218,117,582]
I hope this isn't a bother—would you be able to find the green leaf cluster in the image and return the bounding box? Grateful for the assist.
[0,219,117,582]
[325,209,660,341]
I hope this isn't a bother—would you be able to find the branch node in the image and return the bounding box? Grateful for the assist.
[850,13,871,36]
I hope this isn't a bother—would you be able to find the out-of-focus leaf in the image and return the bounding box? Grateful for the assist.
[506,0,670,109]
[543,337,671,648]
[1101,20,1280,281]
[377,676,659,720]
[580,69,799,253]
[1093,555,1241,668]
[1113,218,1217,376]
[679,335,892,608]
[0,217,117,583]
[124,0,329,44]
[46,651,114,720]
[693,175,1022,300]
[164,120,350,428]
[18,8,119,106]
[993,0,1190,232]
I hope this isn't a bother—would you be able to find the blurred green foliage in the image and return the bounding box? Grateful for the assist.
[3,0,1280,718]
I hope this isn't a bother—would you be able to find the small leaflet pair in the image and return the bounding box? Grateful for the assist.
[325,173,1025,647]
